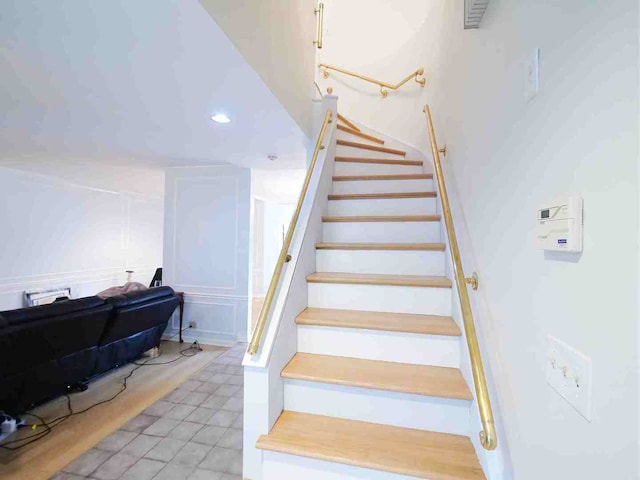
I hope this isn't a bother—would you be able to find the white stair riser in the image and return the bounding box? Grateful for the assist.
[316,250,445,276]
[336,145,407,159]
[263,451,423,480]
[337,133,408,152]
[308,282,452,316]
[327,197,437,216]
[284,380,470,435]
[297,325,460,367]
[332,178,434,194]
[334,161,423,176]
[323,221,440,244]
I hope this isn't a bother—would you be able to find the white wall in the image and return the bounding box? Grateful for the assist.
[262,202,295,295]
[251,169,306,204]
[319,1,639,478]
[0,157,165,197]
[200,0,317,137]
[163,165,252,345]
[0,166,164,311]
[252,199,266,297]
[251,169,305,296]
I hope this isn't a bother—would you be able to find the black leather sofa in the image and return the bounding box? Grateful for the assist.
[0,286,179,415]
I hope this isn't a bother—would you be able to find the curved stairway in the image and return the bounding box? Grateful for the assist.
[255,117,486,480]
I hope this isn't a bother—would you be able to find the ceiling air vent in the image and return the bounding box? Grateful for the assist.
[464,0,490,29]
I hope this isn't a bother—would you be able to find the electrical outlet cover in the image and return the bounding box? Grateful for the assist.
[546,335,592,421]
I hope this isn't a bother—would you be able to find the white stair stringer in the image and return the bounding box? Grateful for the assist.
[297,324,460,367]
[316,249,445,276]
[283,379,471,435]
[308,282,452,316]
[323,221,440,243]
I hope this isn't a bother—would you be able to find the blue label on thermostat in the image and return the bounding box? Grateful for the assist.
[558,239,567,244]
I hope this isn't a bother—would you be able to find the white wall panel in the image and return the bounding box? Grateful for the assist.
[0,167,163,310]
[163,165,251,344]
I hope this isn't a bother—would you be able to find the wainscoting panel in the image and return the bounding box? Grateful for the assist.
[163,166,251,345]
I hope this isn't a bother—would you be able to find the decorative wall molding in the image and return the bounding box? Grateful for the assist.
[0,165,163,200]
[464,0,490,29]
[170,175,240,292]
[163,165,251,346]
[184,292,249,300]
[0,265,158,295]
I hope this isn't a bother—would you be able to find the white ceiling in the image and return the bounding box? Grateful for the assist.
[0,0,309,191]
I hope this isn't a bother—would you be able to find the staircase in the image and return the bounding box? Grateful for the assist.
[255,117,487,479]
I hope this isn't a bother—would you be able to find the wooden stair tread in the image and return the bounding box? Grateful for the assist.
[282,353,472,400]
[337,139,406,156]
[337,113,361,132]
[256,411,485,480]
[337,124,385,144]
[335,156,421,166]
[322,215,441,223]
[306,272,452,288]
[329,191,436,200]
[333,173,433,181]
[296,307,461,336]
[316,242,446,251]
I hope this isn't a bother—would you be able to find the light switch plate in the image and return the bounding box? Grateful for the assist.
[546,335,592,421]
[525,48,540,101]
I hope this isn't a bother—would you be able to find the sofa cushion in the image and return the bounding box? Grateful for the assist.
[0,296,106,326]
[105,286,175,309]
[0,313,6,329]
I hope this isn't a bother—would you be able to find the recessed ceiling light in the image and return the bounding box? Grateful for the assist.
[211,113,231,124]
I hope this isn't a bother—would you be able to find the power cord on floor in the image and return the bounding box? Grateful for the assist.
[0,341,202,451]
[163,324,194,342]
[133,341,202,365]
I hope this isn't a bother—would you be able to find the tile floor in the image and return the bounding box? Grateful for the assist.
[51,344,246,480]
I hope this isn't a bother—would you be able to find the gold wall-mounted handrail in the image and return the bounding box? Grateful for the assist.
[318,63,426,98]
[248,110,334,356]
[314,3,324,49]
[423,105,497,451]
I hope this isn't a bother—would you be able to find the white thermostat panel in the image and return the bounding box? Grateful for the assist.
[536,196,583,252]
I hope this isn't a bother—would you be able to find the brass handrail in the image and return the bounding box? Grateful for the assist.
[318,63,426,98]
[423,105,497,450]
[314,3,324,49]
[247,110,334,356]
